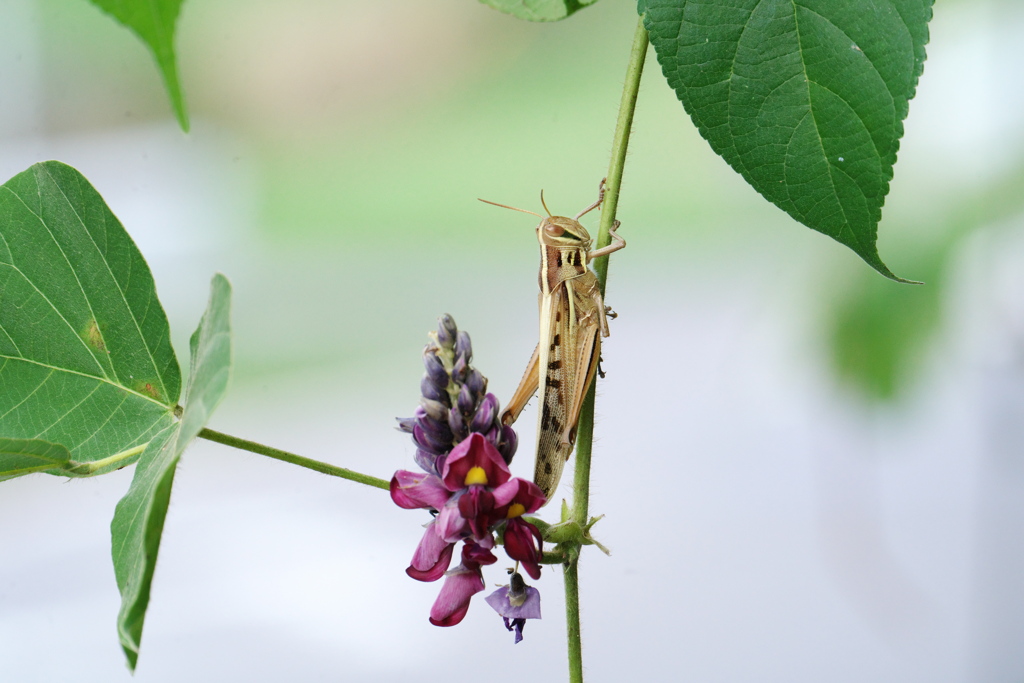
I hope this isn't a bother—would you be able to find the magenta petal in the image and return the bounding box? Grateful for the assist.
[442,433,511,490]
[503,519,543,580]
[491,479,521,508]
[458,487,496,539]
[493,478,546,516]
[462,542,498,567]
[390,471,451,510]
[428,564,485,627]
[435,504,468,543]
[407,524,454,582]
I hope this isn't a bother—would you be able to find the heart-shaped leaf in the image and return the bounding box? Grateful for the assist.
[87,0,189,131]
[111,274,232,671]
[479,0,599,22]
[0,162,180,475]
[642,0,934,279]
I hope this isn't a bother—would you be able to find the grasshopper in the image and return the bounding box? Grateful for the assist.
[480,182,625,500]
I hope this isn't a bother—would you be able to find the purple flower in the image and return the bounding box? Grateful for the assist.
[485,571,542,643]
[391,433,522,582]
[393,316,546,633]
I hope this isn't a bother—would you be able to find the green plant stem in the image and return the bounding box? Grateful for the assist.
[197,428,390,490]
[563,15,649,683]
[68,444,149,475]
[564,558,584,683]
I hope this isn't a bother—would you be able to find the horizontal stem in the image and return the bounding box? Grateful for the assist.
[198,428,390,491]
[68,443,149,476]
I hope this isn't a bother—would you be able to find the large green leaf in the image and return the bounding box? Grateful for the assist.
[642,0,933,279]
[479,0,599,22]
[0,438,73,481]
[0,162,180,474]
[111,274,231,671]
[87,0,189,131]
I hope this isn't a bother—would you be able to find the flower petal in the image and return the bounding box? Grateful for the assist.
[503,518,543,580]
[428,564,484,627]
[485,584,541,620]
[458,486,496,539]
[390,471,451,510]
[492,478,546,514]
[435,504,468,543]
[407,524,454,582]
[442,433,510,490]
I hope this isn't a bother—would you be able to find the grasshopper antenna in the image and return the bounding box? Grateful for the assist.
[478,198,542,218]
[539,190,553,218]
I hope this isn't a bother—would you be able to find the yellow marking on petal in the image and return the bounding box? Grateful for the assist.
[464,466,488,486]
[506,503,526,519]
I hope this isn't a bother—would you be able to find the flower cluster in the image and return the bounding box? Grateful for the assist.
[393,315,545,638]
[397,314,517,476]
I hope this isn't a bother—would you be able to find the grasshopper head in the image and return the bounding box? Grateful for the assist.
[538,216,591,249]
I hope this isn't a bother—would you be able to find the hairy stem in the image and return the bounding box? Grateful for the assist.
[564,558,584,683]
[563,15,649,683]
[198,428,390,490]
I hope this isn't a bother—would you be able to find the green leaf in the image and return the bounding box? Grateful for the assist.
[0,162,180,473]
[111,274,232,671]
[87,0,189,131]
[642,0,934,279]
[0,438,72,481]
[479,0,599,22]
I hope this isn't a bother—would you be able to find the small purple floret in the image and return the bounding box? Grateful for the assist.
[485,572,542,644]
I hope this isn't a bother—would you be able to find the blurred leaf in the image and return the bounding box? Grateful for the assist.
[0,438,73,481]
[479,0,599,22]
[830,163,1024,400]
[830,250,943,399]
[0,161,180,473]
[87,0,189,131]
[642,0,933,280]
[111,274,232,671]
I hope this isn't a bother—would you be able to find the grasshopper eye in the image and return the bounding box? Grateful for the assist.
[544,223,565,237]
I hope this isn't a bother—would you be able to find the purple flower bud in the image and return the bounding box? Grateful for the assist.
[457,384,475,416]
[452,355,468,383]
[420,376,450,405]
[466,369,486,396]
[423,352,449,388]
[455,331,472,363]
[471,394,498,433]
[417,414,453,444]
[448,407,466,441]
[484,425,502,452]
[437,314,458,349]
[414,423,450,455]
[414,449,440,475]
[396,416,417,433]
[498,425,518,464]
[420,398,448,422]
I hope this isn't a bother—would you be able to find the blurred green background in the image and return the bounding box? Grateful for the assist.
[2,1,1024,681]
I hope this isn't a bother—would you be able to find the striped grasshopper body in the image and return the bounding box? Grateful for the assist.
[489,187,625,500]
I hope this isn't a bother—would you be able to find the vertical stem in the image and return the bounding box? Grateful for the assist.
[564,558,584,683]
[573,15,649,527]
[563,15,649,683]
